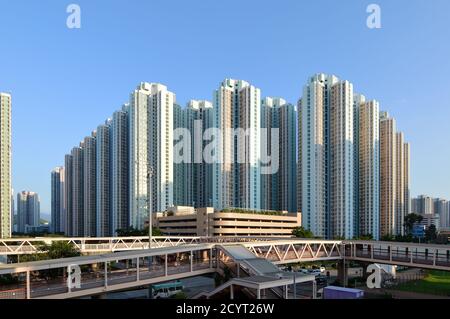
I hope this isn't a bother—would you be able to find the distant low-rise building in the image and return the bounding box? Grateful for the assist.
[151,206,301,237]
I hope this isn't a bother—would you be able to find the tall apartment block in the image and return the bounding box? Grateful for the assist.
[299,74,355,239]
[212,79,261,211]
[329,80,355,239]
[129,83,175,229]
[111,107,129,235]
[261,97,297,213]
[298,74,335,238]
[83,134,97,237]
[96,121,111,236]
[71,145,84,237]
[173,103,191,207]
[51,167,65,233]
[412,195,435,215]
[187,100,214,208]
[64,154,73,235]
[17,191,40,233]
[380,113,397,237]
[357,99,380,240]
[404,143,411,218]
[395,132,406,235]
[0,93,12,238]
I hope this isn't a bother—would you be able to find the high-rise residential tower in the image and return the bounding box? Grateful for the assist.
[64,154,73,235]
[83,134,97,237]
[380,112,397,237]
[51,167,65,233]
[212,79,261,211]
[173,103,191,207]
[111,107,129,235]
[299,74,356,239]
[403,142,411,218]
[299,74,337,238]
[17,191,40,233]
[71,145,84,237]
[357,99,380,239]
[96,121,111,236]
[129,83,175,229]
[261,97,297,213]
[329,80,355,239]
[187,100,214,208]
[0,93,12,238]
[395,132,406,235]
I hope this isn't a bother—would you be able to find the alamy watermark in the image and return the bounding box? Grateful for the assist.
[173,123,279,175]
[66,4,81,29]
[366,4,382,29]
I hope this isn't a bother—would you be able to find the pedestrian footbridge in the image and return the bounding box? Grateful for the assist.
[0,238,450,299]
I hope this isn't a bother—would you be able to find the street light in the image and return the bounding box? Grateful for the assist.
[136,159,154,249]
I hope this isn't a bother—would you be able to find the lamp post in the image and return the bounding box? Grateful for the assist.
[147,164,154,249]
[136,159,154,249]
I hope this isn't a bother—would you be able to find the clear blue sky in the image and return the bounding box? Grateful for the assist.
[1,0,449,213]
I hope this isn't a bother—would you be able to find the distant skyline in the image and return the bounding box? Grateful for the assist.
[1,0,450,212]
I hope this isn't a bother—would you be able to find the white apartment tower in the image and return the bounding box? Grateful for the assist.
[261,97,297,213]
[96,121,111,236]
[129,83,175,229]
[357,99,380,239]
[330,80,355,239]
[0,93,12,238]
[187,100,214,208]
[83,134,97,237]
[212,79,261,211]
[111,106,129,234]
[380,112,396,237]
[51,167,65,233]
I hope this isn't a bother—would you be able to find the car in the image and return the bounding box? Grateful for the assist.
[310,269,322,276]
[300,268,309,274]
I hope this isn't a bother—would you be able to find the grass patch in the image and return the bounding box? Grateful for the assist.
[394,271,450,296]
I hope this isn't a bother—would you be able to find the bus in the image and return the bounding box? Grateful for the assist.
[151,281,184,299]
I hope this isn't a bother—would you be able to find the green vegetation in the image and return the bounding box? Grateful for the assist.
[12,232,65,238]
[404,213,423,235]
[16,241,80,263]
[171,291,187,299]
[292,226,314,238]
[394,271,450,296]
[220,208,286,216]
[116,227,163,237]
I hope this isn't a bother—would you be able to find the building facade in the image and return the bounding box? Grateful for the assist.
[0,93,12,238]
[261,97,297,213]
[380,113,396,237]
[111,107,129,235]
[153,206,301,237]
[51,167,65,233]
[83,134,97,237]
[96,121,111,236]
[212,79,261,211]
[17,191,40,234]
[357,99,380,240]
[129,83,175,230]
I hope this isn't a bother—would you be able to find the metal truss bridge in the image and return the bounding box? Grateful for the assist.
[0,236,449,299]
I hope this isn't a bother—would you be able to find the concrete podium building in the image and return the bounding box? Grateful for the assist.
[151,206,301,237]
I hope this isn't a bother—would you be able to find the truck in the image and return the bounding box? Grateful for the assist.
[322,286,364,299]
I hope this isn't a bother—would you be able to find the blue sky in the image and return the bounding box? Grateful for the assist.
[1,0,449,213]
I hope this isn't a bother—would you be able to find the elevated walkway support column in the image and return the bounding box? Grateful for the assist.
[337,260,349,287]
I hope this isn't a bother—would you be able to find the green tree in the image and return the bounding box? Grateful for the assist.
[116,227,163,236]
[292,226,314,238]
[404,213,424,236]
[425,224,437,243]
[43,241,81,259]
